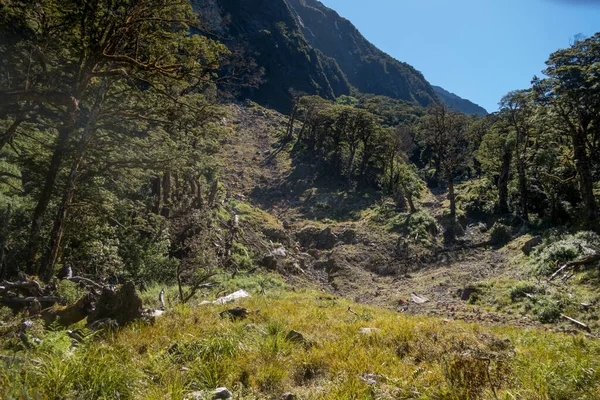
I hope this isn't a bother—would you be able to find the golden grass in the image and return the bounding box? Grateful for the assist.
[2,286,600,399]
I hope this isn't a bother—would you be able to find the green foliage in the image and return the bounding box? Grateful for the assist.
[489,223,512,245]
[509,281,546,302]
[458,178,498,218]
[530,231,600,276]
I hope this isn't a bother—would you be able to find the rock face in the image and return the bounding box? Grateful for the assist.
[207,0,484,114]
[432,86,488,115]
[287,0,438,107]
[213,0,349,113]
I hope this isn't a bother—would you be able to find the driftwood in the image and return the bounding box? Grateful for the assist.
[549,254,600,281]
[561,314,592,333]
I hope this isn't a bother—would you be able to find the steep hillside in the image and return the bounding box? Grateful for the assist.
[215,0,351,113]
[286,0,438,107]
[433,85,488,115]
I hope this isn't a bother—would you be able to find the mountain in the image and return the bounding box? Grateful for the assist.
[286,0,438,107]
[211,0,484,115]
[208,0,351,113]
[432,86,488,115]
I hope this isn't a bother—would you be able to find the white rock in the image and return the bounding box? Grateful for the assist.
[212,289,251,305]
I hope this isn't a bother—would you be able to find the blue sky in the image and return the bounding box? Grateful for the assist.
[318,0,600,113]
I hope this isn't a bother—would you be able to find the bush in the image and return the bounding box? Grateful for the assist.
[533,299,563,323]
[489,223,511,245]
[509,281,545,302]
[531,231,600,276]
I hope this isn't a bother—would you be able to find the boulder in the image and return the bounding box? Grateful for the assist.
[213,387,232,399]
[521,236,543,255]
[272,246,287,257]
[459,286,478,301]
[296,226,339,250]
[212,290,250,305]
[285,330,306,344]
[338,228,359,244]
[262,254,280,271]
[219,307,249,320]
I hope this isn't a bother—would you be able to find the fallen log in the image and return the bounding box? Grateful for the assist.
[66,276,105,290]
[561,314,592,333]
[0,280,43,296]
[0,296,61,305]
[549,254,600,281]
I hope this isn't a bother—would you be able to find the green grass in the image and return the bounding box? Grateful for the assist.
[2,283,600,399]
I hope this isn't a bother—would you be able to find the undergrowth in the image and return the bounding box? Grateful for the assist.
[2,285,600,399]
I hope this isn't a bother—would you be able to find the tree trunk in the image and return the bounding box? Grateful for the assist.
[151,176,162,214]
[394,187,407,210]
[0,204,11,280]
[0,115,25,152]
[573,131,597,221]
[447,172,456,217]
[346,145,357,188]
[286,104,297,141]
[161,173,171,217]
[497,147,512,214]
[41,83,107,282]
[407,195,417,214]
[26,97,79,275]
[515,154,529,221]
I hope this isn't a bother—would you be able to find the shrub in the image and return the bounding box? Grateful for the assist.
[489,223,512,245]
[531,231,600,276]
[509,281,545,302]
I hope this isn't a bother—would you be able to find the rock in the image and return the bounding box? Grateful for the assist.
[285,330,306,344]
[212,290,251,305]
[358,327,381,335]
[296,226,339,250]
[213,387,232,399]
[521,235,543,255]
[338,228,359,244]
[411,292,429,304]
[263,227,290,244]
[272,246,287,257]
[220,307,249,320]
[459,286,478,301]
[360,373,384,385]
[262,254,279,271]
[282,393,297,400]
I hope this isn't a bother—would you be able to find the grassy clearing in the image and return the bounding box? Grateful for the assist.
[2,281,600,399]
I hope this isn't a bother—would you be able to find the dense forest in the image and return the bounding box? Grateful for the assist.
[1,1,600,399]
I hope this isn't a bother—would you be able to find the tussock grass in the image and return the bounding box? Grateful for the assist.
[2,286,600,399]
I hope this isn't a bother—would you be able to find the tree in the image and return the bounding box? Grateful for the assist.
[499,90,535,221]
[418,104,471,217]
[532,33,600,222]
[0,0,230,280]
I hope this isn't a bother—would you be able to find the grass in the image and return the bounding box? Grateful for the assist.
[2,281,600,399]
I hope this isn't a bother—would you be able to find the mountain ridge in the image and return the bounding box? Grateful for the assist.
[210,0,487,115]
